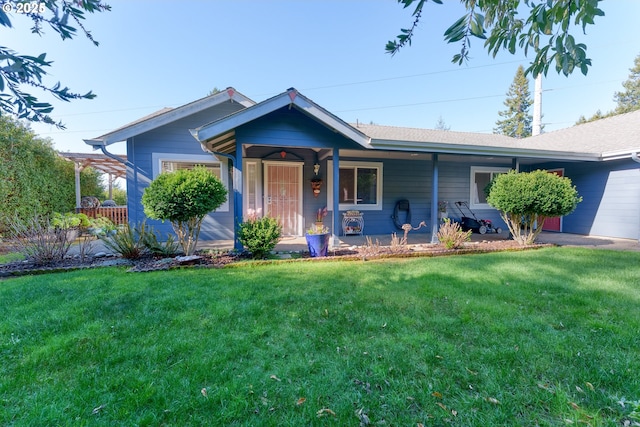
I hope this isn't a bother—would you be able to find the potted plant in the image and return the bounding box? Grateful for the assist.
[314,206,327,232]
[306,207,330,257]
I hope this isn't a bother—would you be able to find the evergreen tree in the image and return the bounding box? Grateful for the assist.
[613,53,640,114]
[435,115,450,131]
[575,53,640,124]
[494,66,533,138]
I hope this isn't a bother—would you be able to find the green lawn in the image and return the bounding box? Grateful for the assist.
[1,247,639,426]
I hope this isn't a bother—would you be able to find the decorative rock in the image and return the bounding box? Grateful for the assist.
[97,258,132,267]
[94,252,108,258]
[175,255,202,265]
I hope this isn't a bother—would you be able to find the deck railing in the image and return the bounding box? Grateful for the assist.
[78,207,128,225]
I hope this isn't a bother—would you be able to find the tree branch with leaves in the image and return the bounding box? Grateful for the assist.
[387,0,604,77]
[0,0,111,128]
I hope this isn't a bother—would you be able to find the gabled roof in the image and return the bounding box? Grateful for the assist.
[190,88,372,151]
[84,88,255,147]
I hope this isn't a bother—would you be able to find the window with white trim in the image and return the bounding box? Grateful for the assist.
[152,153,229,212]
[328,161,383,210]
[470,166,509,209]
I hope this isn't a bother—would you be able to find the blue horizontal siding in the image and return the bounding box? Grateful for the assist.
[126,101,244,241]
[531,160,640,239]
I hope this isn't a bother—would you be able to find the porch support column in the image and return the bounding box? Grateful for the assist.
[430,153,439,244]
[331,147,340,248]
[74,162,82,212]
[234,143,244,251]
[512,157,520,171]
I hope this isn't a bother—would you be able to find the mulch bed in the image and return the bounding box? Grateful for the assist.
[0,239,550,279]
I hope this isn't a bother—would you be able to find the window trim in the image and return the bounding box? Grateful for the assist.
[327,160,383,211]
[152,152,229,212]
[469,166,510,210]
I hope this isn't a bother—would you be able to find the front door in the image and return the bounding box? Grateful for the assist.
[542,169,564,232]
[264,162,303,236]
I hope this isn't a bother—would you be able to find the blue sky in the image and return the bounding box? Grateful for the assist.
[5,0,640,154]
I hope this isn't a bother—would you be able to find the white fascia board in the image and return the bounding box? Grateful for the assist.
[601,148,640,161]
[192,95,292,142]
[293,95,371,148]
[86,89,254,147]
[192,90,372,149]
[370,139,600,161]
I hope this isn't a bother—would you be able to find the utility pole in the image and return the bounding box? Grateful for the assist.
[532,73,542,136]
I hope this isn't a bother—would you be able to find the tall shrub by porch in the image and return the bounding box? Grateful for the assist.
[142,166,227,256]
[486,170,582,245]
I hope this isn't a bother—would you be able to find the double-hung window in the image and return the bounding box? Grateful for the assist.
[328,161,383,210]
[152,153,229,212]
[470,166,509,209]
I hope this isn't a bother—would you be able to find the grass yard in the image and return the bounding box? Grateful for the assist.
[1,247,639,426]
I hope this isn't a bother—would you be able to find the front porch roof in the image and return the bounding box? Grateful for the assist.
[190,88,372,152]
[83,88,255,148]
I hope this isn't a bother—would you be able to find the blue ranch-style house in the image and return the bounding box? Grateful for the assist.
[84,87,640,248]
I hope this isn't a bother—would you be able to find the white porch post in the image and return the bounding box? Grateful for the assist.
[430,154,439,244]
[74,162,82,211]
[331,147,340,248]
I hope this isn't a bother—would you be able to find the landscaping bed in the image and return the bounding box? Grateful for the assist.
[0,238,547,278]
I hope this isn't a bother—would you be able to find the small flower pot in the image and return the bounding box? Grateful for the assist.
[305,233,330,257]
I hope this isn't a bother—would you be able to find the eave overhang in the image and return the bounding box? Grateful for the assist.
[601,148,640,161]
[83,88,255,149]
[369,139,602,162]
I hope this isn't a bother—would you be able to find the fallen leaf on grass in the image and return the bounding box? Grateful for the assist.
[466,367,478,375]
[585,382,595,391]
[431,391,443,399]
[355,408,370,425]
[317,408,336,418]
[296,397,306,406]
[201,388,208,398]
[486,397,501,405]
[570,402,580,410]
[436,402,448,411]
[92,404,106,415]
[270,375,281,382]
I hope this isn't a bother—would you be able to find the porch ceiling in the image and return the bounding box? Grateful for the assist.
[204,130,236,155]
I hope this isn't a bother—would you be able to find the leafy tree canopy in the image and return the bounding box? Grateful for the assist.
[387,0,604,77]
[0,115,104,235]
[0,0,111,128]
[494,65,533,138]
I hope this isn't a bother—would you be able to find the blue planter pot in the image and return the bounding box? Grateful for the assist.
[305,233,330,257]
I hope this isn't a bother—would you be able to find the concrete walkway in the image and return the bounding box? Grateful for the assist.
[77,230,639,255]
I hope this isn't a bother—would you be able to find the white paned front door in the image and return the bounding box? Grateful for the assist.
[263,162,303,236]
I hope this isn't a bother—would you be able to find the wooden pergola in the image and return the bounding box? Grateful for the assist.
[58,152,127,209]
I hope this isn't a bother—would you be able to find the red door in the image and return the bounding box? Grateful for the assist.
[542,169,564,232]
